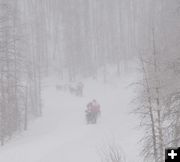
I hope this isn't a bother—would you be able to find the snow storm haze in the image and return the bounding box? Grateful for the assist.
[0,1,180,162]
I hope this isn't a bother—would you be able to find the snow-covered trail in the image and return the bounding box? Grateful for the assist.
[0,73,143,162]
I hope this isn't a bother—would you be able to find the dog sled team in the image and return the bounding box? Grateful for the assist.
[56,82,84,97]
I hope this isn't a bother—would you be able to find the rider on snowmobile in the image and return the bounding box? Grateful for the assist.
[85,100,101,124]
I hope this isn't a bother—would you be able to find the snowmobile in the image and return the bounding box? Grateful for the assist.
[85,111,99,124]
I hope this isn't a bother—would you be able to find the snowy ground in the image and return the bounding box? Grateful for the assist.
[0,70,143,162]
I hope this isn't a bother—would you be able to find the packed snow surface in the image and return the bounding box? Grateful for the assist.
[0,71,143,162]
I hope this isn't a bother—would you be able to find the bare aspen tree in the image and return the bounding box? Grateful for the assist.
[138,55,158,162]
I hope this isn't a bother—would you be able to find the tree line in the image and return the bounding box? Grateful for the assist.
[0,0,44,146]
[135,0,180,162]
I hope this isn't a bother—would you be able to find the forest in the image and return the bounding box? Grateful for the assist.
[0,0,180,162]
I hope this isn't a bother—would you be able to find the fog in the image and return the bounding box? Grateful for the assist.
[0,1,180,162]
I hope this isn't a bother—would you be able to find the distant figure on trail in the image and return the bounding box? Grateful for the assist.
[85,99,101,124]
[69,82,84,96]
[76,82,84,96]
[69,84,77,94]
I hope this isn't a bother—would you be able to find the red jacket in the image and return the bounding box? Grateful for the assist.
[91,103,100,113]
